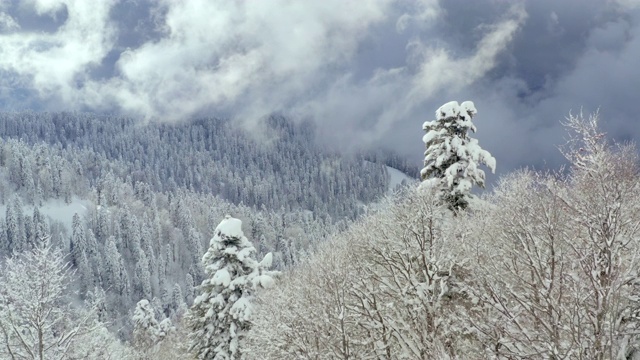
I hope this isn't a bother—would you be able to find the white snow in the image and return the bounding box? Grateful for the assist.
[256,274,275,289]
[460,101,477,117]
[259,252,273,268]
[435,100,478,121]
[38,198,92,230]
[0,197,92,232]
[386,166,414,193]
[215,215,244,238]
[230,297,252,322]
[212,268,231,287]
[422,127,446,144]
[436,101,460,120]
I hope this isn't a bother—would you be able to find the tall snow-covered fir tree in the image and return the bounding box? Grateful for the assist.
[421,100,496,211]
[189,215,277,360]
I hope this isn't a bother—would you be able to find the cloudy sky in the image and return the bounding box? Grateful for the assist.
[0,0,639,176]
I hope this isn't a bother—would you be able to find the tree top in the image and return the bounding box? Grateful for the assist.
[215,216,244,239]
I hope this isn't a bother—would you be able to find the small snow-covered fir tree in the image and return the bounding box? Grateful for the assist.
[189,215,277,360]
[132,299,161,349]
[421,100,496,211]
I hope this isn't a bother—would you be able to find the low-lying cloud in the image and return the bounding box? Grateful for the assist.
[0,0,639,175]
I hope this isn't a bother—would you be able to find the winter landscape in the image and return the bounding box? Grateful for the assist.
[1,1,640,359]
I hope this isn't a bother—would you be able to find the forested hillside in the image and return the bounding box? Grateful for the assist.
[246,113,640,359]
[0,0,636,357]
[6,108,638,359]
[0,102,640,359]
[0,112,393,219]
[0,112,412,347]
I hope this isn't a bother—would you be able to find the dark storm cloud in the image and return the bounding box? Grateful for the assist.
[376,0,640,175]
[470,0,640,172]
[89,0,168,80]
[0,0,639,177]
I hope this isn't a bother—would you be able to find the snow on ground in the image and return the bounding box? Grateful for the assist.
[38,198,93,230]
[361,166,416,213]
[386,166,415,193]
[0,197,93,232]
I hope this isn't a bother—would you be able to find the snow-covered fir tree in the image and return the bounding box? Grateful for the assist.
[132,299,161,350]
[189,215,277,360]
[420,100,496,211]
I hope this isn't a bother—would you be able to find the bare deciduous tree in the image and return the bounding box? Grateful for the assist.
[469,112,640,359]
[0,237,118,360]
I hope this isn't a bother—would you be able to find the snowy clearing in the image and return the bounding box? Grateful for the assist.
[0,197,93,232]
[386,166,415,193]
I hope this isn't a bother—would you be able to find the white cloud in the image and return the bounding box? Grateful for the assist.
[396,0,440,32]
[612,0,640,10]
[290,3,527,148]
[0,0,526,150]
[0,12,18,31]
[21,0,66,15]
[5,0,395,124]
[0,0,117,106]
[81,0,397,121]
[412,3,526,97]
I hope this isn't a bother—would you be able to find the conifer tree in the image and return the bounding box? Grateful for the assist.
[95,203,110,243]
[135,251,152,301]
[70,213,86,268]
[132,299,160,350]
[32,207,48,244]
[189,215,277,360]
[172,283,184,311]
[104,236,122,291]
[13,198,26,251]
[421,101,496,211]
[4,204,18,252]
[185,273,195,304]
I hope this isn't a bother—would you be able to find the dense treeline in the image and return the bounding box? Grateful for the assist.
[0,112,390,220]
[8,109,635,359]
[0,113,391,342]
[0,138,331,339]
[247,114,640,359]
